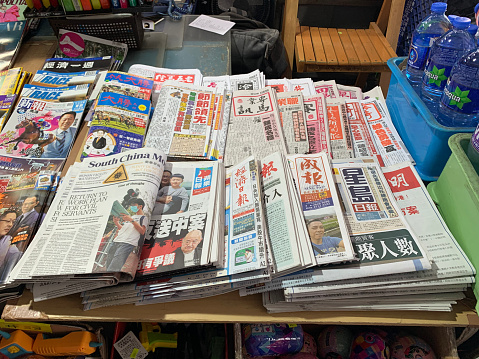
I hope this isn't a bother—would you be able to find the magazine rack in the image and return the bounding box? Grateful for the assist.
[48,13,144,49]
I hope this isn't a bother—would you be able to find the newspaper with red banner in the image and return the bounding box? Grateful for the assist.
[145,81,216,159]
[287,153,355,265]
[224,87,287,167]
[260,152,315,275]
[202,77,230,161]
[345,100,384,165]
[136,161,221,278]
[326,99,354,159]
[338,84,363,100]
[314,80,340,99]
[361,98,415,166]
[265,79,290,93]
[288,79,315,96]
[304,94,331,155]
[127,65,203,107]
[276,92,309,154]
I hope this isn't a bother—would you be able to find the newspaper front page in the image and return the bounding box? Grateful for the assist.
[224,87,287,167]
[337,84,363,100]
[326,99,354,159]
[304,94,331,155]
[145,81,216,159]
[314,80,340,99]
[288,153,355,265]
[276,92,309,154]
[136,161,220,277]
[10,148,166,283]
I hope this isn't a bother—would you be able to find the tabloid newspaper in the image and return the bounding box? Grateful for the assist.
[303,94,331,155]
[21,84,90,102]
[326,99,354,159]
[127,65,203,107]
[345,100,383,165]
[223,87,287,167]
[229,70,264,91]
[81,92,151,160]
[265,79,290,93]
[0,156,63,288]
[0,98,87,159]
[361,98,415,166]
[202,76,232,161]
[225,157,269,275]
[276,92,309,154]
[287,153,355,265]
[145,81,216,159]
[314,80,340,99]
[42,57,114,73]
[288,79,315,96]
[337,84,363,100]
[9,147,166,284]
[260,152,315,274]
[136,161,221,277]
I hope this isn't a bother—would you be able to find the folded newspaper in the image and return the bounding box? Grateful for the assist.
[9,147,167,284]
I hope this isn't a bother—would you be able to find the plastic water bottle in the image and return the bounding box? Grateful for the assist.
[406,2,451,84]
[467,124,479,174]
[438,46,479,127]
[468,24,479,38]
[422,17,476,102]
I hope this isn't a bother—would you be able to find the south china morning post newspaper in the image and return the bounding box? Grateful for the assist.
[9,148,166,282]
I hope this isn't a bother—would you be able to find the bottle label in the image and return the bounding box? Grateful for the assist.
[441,80,479,114]
[407,43,431,70]
[472,127,479,153]
[423,59,453,91]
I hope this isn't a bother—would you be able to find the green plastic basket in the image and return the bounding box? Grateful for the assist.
[427,133,479,310]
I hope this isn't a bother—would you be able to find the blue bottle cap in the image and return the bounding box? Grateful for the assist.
[475,3,479,14]
[468,24,478,36]
[431,2,447,12]
[448,15,458,22]
[452,17,472,29]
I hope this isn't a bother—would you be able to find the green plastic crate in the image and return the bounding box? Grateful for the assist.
[427,133,479,310]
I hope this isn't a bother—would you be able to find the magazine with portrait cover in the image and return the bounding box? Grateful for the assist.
[9,147,167,285]
[0,155,63,288]
[81,92,150,160]
[0,97,87,159]
[136,160,221,278]
[145,80,216,159]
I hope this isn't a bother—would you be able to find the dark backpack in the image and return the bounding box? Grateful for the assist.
[222,12,288,78]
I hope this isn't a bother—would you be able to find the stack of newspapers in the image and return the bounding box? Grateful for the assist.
[1,68,474,313]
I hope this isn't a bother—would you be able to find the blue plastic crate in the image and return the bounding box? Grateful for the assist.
[386,57,476,181]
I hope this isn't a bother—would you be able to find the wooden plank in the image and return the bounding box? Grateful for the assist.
[385,0,407,50]
[319,28,338,65]
[309,27,327,64]
[370,22,397,58]
[347,29,371,65]
[356,29,382,63]
[300,26,316,63]
[295,31,306,72]
[328,28,348,65]
[337,28,360,65]
[281,0,299,69]
[365,28,391,62]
